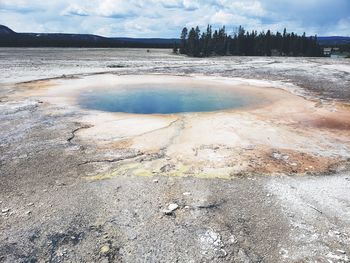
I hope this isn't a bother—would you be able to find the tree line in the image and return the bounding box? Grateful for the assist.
[174,25,323,57]
[0,34,175,48]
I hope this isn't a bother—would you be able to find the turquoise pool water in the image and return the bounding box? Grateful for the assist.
[78,84,259,114]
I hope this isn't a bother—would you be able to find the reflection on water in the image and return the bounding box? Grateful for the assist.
[78,84,261,114]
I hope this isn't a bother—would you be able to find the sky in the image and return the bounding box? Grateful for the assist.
[0,0,349,38]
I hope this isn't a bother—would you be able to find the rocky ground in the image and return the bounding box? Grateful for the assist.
[0,48,350,263]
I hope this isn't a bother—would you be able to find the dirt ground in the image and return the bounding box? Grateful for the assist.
[0,49,350,263]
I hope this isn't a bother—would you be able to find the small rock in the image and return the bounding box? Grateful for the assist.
[290,162,298,166]
[27,203,34,207]
[168,203,179,211]
[218,249,227,258]
[272,152,282,160]
[337,250,346,254]
[163,203,179,215]
[282,155,289,161]
[100,245,110,254]
[1,208,10,213]
[25,211,31,215]
[153,179,158,183]
[183,192,191,196]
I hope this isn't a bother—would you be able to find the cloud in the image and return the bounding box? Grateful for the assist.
[210,10,260,26]
[158,0,199,11]
[0,0,349,37]
[95,0,137,18]
[228,1,265,16]
[61,4,88,16]
[0,0,42,13]
[208,0,265,17]
[334,18,350,36]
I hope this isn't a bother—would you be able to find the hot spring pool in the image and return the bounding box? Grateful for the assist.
[78,83,264,114]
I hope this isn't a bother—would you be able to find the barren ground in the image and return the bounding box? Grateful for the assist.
[0,48,350,263]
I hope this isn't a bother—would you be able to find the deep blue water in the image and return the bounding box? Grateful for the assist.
[78,84,258,114]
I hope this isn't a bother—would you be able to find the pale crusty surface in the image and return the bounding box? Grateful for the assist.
[0,50,350,263]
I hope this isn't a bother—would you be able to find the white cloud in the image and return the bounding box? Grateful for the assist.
[61,4,88,16]
[210,11,235,25]
[210,10,260,27]
[334,18,350,36]
[156,0,199,10]
[228,1,265,16]
[95,0,136,18]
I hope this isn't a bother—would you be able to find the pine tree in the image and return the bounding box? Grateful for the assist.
[203,25,212,56]
[187,27,196,56]
[194,26,201,57]
[180,27,188,54]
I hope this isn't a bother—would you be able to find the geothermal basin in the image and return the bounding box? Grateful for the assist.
[34,74,277,114]
[1,50,350,263]
[18,74,350,178]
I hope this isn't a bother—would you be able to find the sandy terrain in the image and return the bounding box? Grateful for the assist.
[0,48,350,262]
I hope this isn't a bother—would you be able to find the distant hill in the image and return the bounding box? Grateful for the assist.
[1,25,349,48]
[0,25,179,48]
[317,36,350,45]
[0,25,15,35]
